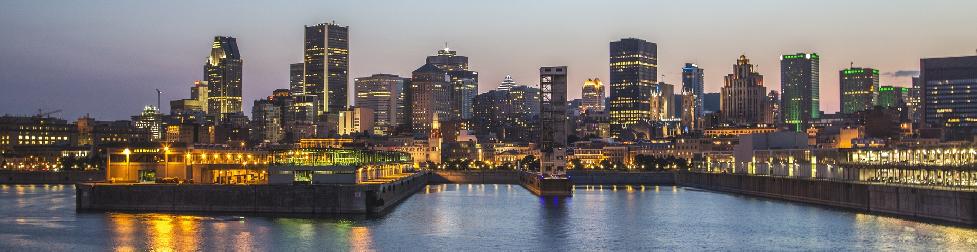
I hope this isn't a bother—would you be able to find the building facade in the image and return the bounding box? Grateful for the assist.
[204,36,243,122]
[721,55,767,126]
[920,55,977,140]
[840,67,879,114]
[303,22,350,122]
[780,53,820,132]
[609,38,657,139]
[354,74,406,136]
[581,78,605,113]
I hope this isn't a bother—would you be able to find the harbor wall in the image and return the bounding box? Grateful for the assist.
[76,172,427,214]
[0,171,104,184]
[676,172,977,226]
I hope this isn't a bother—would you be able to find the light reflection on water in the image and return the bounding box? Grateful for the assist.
[1,184,976,251]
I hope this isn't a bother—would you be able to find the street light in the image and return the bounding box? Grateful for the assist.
[122,148,131,183]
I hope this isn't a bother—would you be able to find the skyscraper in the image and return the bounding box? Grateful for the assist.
[721,55,767,126]
[780,53,820,131]
[251,99,283,144]
[410,63,452,138]
[581,78,605,113]
[609,38,657,139]
[681,64,705,125]
[839,67,879,114]
[204,36,243,122]
[920,55,977,140]
[303,21,349,119]
[539,66,568,176]
[425,47,477,122]
[354,74,406,136]
[878,86,910,109]
[289,63,304,96]
[498,75,516,91]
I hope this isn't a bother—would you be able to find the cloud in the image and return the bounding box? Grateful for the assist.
[883,70,919,78]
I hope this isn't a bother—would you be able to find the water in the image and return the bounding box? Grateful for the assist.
[1,184,976,251]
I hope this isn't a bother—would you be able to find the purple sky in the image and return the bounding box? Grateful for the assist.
[2,0,976,120]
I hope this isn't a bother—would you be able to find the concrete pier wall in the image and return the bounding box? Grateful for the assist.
[76,172,428,214]
[0,171,104,184]
[567,171,676,185]
[428,170,520,184]
[677,172,977,226]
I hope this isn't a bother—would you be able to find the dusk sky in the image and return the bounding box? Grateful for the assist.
[2,0,976,120]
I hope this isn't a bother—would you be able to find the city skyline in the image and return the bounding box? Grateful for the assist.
[2,1,977,120]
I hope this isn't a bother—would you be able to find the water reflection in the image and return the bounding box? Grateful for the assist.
[1,184,977,251]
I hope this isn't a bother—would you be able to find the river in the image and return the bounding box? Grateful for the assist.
[1,184,975,251]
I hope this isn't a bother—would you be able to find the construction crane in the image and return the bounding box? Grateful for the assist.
[35,109,62,118]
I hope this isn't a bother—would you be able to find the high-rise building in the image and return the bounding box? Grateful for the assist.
[169,80,209,123]
[303,21,349,120]
[721,55,767,126]
[581,78,605,113]
[780,53,820,131]
[840,67,879,114]
[410,63,452,138]
[498,75,516,91]
[908,77,922,126]
[539,66,568,176]
[204,36,243,122]
[338,107,375,136]
[878,86,910,109]
[920,55,977,140]
[251,99,283,144]
[609,38,657,139]
[354,74,406,136]
[289,63,305,96]
[767,90,780,125]
[472,87,540,144]
[425,47,477,122]
[132,106,163,142]
[681,63,705,119]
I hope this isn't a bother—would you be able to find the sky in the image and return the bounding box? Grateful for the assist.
[1,0,976,120]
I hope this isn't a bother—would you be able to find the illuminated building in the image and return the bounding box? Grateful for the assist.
[780,53,820,132]
[767,90,780,125]
[426,46,478,122]
[609,38,657,139]
[303,21,349,127]
[721,55,768,126]
[132,106,163,142]
[680,89,700,132]
[165,123,214,145]
[410,63,452,139]
[0,116,74,151]
[539,66,569,176]
[581,78,605,113]
[839,67,879,114]
[681,63,704,131]
[498,74,516,91]
[204,36,243,122]
[268,147,410,185]
[289,63,305,96]
[878,86,910,109]
[251,99,283,144]
[105,145,268,184]
[472,86,539,143]
[650,82,674,121]
[338,107,375,136]
[169,80,209,123]
[920,55,977,140]
[703,127,778,137]
[77,116,149,146]
[355,74,406,136]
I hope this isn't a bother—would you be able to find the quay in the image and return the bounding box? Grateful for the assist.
[76,171,427,214]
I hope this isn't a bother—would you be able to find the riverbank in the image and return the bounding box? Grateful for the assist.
[0,170,103,184]
[76,171,427,214]
[677,172,977,226]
